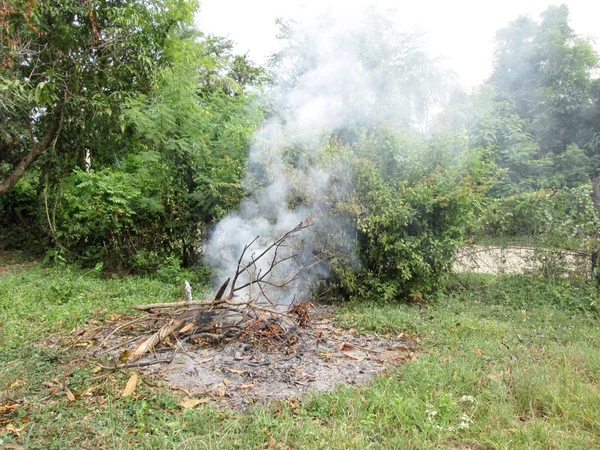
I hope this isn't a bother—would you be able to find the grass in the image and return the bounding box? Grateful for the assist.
[1,259,600,449]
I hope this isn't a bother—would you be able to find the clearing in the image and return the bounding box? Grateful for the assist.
[1,253,599,449]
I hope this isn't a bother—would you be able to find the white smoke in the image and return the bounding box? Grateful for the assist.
[204,5,444,305]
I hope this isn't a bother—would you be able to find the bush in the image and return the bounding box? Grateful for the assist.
[480,185,599,250]
[315,131,491,302]
[0,173,47,253]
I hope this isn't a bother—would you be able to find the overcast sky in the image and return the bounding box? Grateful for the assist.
[196,0,600,89]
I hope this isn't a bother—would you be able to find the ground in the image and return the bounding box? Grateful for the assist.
[1,252,599,449]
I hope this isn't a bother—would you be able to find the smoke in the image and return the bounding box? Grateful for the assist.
[204,5,443,305]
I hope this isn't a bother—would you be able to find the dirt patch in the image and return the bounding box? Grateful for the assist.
[89,306,417,410]
[455,245,590,277]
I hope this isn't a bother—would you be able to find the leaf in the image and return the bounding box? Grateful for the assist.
[339,342,355,351]
[392,345,410,352]
[226,368,248,375]
[65,387,76,402]
[6,424,22,436]
[178,322,194,334]
[122,373,138,398]
[180,398,208,408]
[8,379,25,389]
[240,383,254,390]
[119,350,132,363]
[262,428,277,450]
[473,348,484,355]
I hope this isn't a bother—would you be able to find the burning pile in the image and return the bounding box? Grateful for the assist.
[112,221,318,366]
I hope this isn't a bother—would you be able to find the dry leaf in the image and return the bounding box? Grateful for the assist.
[223,378,231,387]
[0,403,19,415]
[262,428,277,450]
[178,322,194,334]
[82,385,97,396]
[8,379,25,389]
[486,371,505,381]
[227,368,248,375]
[216,387,225,397]
[180,398,208,408]
[393,345,410,352]
[240,383,254,390]
[122,373,138,398]
[119,350,132,363]
[6,423,22,437]
[344,353,364,361]
[91,366,102,374]
[473,348,484,355]
[65,387,76,402]
[339,342,355,351]
[4,444,25,449]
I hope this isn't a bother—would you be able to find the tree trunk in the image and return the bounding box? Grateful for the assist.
[590,178,600,285]
[0,107,63,196]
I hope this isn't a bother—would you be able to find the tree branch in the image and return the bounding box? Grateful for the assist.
[0,102,64,196]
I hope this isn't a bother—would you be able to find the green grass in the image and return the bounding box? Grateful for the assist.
[0,263,186,349]
[1,261,600,449]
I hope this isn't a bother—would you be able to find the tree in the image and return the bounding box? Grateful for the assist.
[490,4,599,157]
[0,0,197,195]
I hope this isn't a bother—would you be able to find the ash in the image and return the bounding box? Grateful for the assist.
[141,306,417,410]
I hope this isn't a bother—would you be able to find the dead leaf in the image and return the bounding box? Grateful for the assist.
[262,428,277,450]
[180,398,208,408]
[392,345,410,352]
[486,371,505,381]
[119,350,132,363]
[82,385,97,396]
[91,366,102,374]
[197,356,214,364]
[178,322,194,334]
[0,403,19,414]
[344,353,364,361]
[121,373,138,398]
[6,423,22,437]
[223,378,231,387]
[8,379,25,389]
[216,387,225,397]
[65,387,76,402]
[339,342,355,351]
[240,383,254,390]
[4,444,25,449]
[473,348,484,355]
[171,386,193,396]
[226,368,248,375]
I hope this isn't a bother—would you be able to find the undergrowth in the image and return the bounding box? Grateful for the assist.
[1,260,599,449]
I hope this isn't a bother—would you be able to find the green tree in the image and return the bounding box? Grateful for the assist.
[0,0,197,195]
[490,4,599,157]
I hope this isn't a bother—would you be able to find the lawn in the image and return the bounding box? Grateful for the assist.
[1,257,599,449]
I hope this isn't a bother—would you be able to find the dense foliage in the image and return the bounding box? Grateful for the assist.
[1,0,264,271]
[1,3,599,300]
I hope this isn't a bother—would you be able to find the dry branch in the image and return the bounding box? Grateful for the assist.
[123,220,318,362]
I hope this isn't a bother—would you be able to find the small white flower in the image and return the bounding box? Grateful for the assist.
[460,395,476,403]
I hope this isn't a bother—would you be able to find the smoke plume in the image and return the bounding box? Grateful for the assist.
[204,5,444,305]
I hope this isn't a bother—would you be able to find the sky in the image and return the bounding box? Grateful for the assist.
[196,0,600,89]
